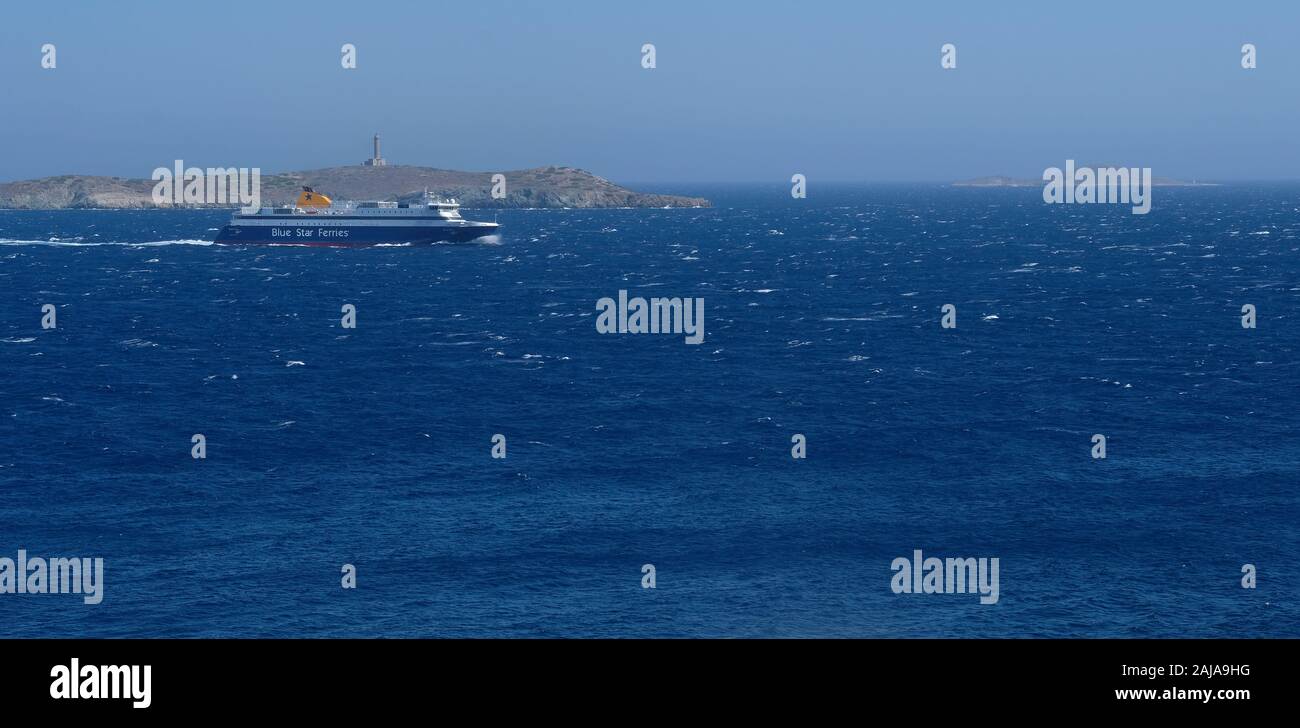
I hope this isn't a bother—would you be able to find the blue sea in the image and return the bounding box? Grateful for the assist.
[1,184,1296,637]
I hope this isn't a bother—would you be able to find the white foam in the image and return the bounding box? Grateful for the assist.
[0,238,213,247]
[0,238,88,246]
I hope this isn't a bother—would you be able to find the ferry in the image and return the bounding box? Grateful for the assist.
[214,187,499,246]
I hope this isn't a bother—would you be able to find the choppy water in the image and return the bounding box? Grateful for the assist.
[1,184,1297,636]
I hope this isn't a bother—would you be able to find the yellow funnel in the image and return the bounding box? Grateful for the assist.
[296,187,332,208]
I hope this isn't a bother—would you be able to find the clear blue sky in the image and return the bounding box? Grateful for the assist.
[1,0,1296,183]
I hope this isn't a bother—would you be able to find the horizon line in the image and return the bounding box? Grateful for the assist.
[5,169,1300,186]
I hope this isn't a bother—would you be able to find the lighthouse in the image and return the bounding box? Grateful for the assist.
[362,134,386,166]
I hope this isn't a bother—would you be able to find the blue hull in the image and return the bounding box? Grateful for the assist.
[214,223,499,246]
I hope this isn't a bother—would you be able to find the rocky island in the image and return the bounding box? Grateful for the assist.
[0,165,710,210]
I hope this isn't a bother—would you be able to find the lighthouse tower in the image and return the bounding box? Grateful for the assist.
[362,134,387,166]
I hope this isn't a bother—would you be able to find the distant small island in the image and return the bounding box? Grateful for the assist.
[0,165,710,210]
[954,171,1219,187]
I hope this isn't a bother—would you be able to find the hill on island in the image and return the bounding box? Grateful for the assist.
[0,165,710,209]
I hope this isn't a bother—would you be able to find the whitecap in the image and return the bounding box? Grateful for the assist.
[0,238,89,246]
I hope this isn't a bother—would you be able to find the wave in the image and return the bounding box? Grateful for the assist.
[0,237,87,246]
[118,338,158,348]
[0,238,213,247]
